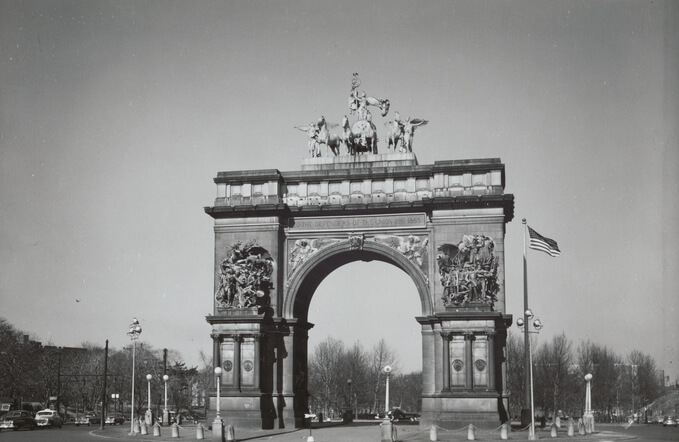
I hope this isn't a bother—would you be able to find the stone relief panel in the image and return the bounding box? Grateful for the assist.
[286,233,429,280]
[436,234,499,309]
[288,238,343,275]
[372,234,429,275]
[215,240,274,310]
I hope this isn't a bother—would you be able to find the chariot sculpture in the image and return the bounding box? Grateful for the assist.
[295,74,428,157]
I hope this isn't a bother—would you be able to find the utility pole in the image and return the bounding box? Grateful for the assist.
[56,351,62,416]
[100,340,108,430]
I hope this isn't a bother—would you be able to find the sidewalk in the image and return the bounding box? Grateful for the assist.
[90,421,637,442]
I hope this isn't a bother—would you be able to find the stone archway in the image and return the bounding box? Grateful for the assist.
[284,238,433,320]
[204,154,515,430]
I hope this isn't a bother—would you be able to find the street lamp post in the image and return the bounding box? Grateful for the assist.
[383,365,392,415]
[346,378,353,423]
[146,374,152,425]
[584,373,594,433]
[213,367,224,442]
[517,309,543,441]
[380,365,394,442]
[126,318,142,434]
[163,374,169,425]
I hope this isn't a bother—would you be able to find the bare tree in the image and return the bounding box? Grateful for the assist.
[390,372,422,412]
[533,333,577,418]
[577,341,621,419]
[627,350,662,416]
[369,339,399,414]
[308,337,345,417]
[505,331,525,419]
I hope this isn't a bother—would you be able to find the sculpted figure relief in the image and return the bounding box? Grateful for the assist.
[437,235,499,308]
[373,234,429,272]
[215,240,274,310]
[288,238,342,273]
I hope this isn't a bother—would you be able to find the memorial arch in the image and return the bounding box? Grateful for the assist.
[204,153,515,430]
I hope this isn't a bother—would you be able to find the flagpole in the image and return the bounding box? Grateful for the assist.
[522,218,532,428]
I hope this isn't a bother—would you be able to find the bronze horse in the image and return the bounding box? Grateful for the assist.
[316,116,342,156]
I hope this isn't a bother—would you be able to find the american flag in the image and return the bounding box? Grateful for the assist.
[527,226,561,257]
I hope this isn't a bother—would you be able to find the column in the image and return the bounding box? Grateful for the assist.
[440,332,451,392]
[282,334,294,395]
[487,332,496,391]
[234,334,241,391]
[211,333,221,374]
[464,332,474,391]
[253,334,261,390]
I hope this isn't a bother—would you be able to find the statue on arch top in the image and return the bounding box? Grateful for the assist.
[295,122,320,157]
[347,73,390,121]
[345,73,390,155]
[385,112,428,153]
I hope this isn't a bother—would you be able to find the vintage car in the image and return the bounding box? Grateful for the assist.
[0,410,37,431]
[74,415,90,426]
[390,408,420,422]
[105,413,125,425]
[75,412,101,426]
[35,409,63,428]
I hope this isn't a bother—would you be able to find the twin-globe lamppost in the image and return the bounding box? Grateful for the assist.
[517,309,543,441]
[127,318,142,434]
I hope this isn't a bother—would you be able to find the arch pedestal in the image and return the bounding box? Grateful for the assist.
[205,154,514,429]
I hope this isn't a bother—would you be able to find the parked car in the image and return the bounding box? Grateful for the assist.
[34,409,63,428]
[74,413,100,426]
[663,416,678,427]
[0,410,38,431]
[105,413,125,425]
[390,408,420,422]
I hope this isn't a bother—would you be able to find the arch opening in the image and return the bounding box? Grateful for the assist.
[284,240,433,322]
[308,260,423,371]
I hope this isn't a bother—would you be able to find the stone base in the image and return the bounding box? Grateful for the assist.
[420,395,507,430]
[207,392,297,430]
[301,152,418,171]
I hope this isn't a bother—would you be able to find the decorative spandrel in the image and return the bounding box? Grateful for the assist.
[215,240,274,311]
[288,238,343,274]
[373,234,429,273]
[286,233,429,281]
[294,73,427,157]
[437,235,500,309]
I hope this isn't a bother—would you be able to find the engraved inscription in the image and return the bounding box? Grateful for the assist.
[290,213,426,231]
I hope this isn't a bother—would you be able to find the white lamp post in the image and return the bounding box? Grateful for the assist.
[213,366,224,442]
[383,365,392,415]
[517,309,543,441]
[163,374,169,425]
[126,318,142,434]
[145,374,152,426]
[380,365,394,442]
[584,374,594,433]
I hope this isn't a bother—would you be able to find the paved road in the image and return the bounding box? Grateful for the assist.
[610,422,679,441]
[1,421,674,441]
[0,424,100,441]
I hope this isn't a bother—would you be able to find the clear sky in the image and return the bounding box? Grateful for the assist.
[1,1,677,380]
